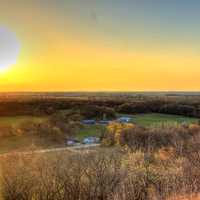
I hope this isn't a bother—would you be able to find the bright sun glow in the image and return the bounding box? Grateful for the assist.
[0,27,20,72]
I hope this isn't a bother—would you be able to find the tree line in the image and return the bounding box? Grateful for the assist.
[0,97,200,118]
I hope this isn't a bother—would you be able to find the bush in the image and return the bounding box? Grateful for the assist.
[1,149,197,200]
[103,122,200,153]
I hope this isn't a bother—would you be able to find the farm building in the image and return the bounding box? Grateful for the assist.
[117,116,131,123]
[65,139,80,146]
[98,120,111,125]
[82,137,100,144]
[82,120,96,125]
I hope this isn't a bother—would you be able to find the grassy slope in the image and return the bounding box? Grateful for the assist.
[0,135,34,153]
[0,116,46,127]
[0,116,47,153]
[0,134,65,154]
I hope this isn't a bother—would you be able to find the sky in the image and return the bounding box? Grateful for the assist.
[0,0,200,91]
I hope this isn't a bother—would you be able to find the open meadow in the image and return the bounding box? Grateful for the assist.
[119,113,198,126]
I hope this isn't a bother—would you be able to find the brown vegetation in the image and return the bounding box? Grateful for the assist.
[0,121,200,199]
[103,122,200,154]
[1,138,200,200]
[0,94,200,199]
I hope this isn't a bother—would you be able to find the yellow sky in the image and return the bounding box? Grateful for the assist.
[0,1,200,91]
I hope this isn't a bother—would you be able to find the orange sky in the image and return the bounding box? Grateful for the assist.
[0,1,200,91]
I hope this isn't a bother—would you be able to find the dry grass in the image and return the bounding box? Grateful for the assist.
[168,194,200,200]
[0,148,199,200]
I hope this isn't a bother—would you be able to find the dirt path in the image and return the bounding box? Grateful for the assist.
[0,144,100,157]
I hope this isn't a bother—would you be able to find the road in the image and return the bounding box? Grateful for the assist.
[0,144,100,157]
[34,143,100,153]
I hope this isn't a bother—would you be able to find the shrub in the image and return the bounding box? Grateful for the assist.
[1,149,199,200]
[103,123,200,153]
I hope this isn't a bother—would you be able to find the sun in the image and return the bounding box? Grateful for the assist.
[0,27,20,72]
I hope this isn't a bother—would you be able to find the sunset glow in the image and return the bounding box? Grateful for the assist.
[0,27,20,72]
[0,0,200,91]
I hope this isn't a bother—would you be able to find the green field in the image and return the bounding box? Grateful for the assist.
[119,113,198,126]
[77,125,106,140]
[0,116,46,127]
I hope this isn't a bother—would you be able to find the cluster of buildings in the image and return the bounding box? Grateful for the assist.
[81,116,131,125]
[66,116,132,146]
[66,137,100,146]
